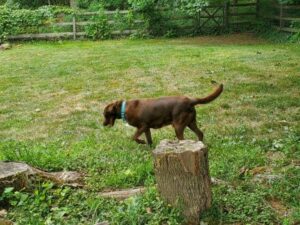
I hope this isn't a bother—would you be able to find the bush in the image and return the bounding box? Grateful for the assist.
[6,0,70,9]
[0,5,73,43]
[77,0,128,10]
[85,11,112,40]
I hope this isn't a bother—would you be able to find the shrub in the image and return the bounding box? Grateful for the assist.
[6,0,70,9]
[0,5,73,43]
[85,10,112,40]
[77,0,128,10]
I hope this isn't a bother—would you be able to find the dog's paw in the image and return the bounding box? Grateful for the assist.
[136,139,146,144]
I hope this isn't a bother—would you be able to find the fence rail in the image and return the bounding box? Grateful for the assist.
[80,10,130,15]
[55,20,143,26]
[267,3,300,33]
[273,4,300,9]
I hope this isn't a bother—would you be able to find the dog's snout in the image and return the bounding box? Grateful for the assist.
[103,119,109,126]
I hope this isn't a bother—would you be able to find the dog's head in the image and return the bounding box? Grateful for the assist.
[103,101,121,127]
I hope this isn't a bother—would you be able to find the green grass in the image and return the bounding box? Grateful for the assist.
[0,34,299,224]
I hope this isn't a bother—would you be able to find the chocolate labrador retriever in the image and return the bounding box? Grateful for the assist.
[103,84,223,145]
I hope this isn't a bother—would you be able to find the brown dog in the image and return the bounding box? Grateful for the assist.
[103,84,223,145]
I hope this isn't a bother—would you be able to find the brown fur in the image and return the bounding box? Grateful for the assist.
[103,84,223,145]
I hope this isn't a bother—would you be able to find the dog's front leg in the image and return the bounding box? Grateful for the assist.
[173,123,185,140]
[133,127,146,144]
[145,129,153,146]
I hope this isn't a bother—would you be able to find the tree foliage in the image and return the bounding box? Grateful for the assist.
[5,0,70,8]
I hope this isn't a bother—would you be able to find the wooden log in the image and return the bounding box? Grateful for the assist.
[153,140,212,225]
[98,187,146,200]
[0,162,83,193]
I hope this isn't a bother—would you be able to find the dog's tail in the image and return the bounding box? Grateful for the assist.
[191,84,223,105]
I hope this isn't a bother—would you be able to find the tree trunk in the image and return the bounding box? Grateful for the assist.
[153,140,212,225]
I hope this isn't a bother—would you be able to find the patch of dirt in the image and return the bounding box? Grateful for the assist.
[0,210,7,218]
[252,173,283,184]
[266,151,286,162]
[0,43,12,51]
[171,33,268,45]
[268,198,291,218]
[291,159,300,167]
[250,166,269,175]
[0,218,13,225]
[47,93,88,118]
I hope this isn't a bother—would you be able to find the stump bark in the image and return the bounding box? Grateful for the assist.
[153,140,212,225]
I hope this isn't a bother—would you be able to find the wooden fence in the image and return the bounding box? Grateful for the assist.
[167,1,258,33]
[265,3,300,33]
[8,10,141,40]
[7,0,275,41]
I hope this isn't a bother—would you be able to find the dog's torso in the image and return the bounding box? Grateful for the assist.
[125,97,195,129]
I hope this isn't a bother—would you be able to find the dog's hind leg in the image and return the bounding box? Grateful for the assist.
[188,120,204,141]
[145,129,153,145]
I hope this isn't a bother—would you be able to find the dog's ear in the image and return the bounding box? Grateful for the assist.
[112,100,122,112]
[105,102,117,114]
[103,101,120,127]
[112,101,118,111]
[104,101,121,116]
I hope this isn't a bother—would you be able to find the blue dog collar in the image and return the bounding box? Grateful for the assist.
[121,101,126,122]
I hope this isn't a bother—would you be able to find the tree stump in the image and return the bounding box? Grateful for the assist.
[0,43,12,51]
[0,162,33,194]
[0,161,84,194]
[153,140,212,225]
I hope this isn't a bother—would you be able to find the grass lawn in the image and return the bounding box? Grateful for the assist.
[0,34,299,224]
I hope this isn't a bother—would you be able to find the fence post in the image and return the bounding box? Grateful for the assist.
[72,15,76,40]
[198,10,201,32]
[279,4,283,30]
[70,0,77,8]
[256,0,260,19]
[224,2,229,30]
